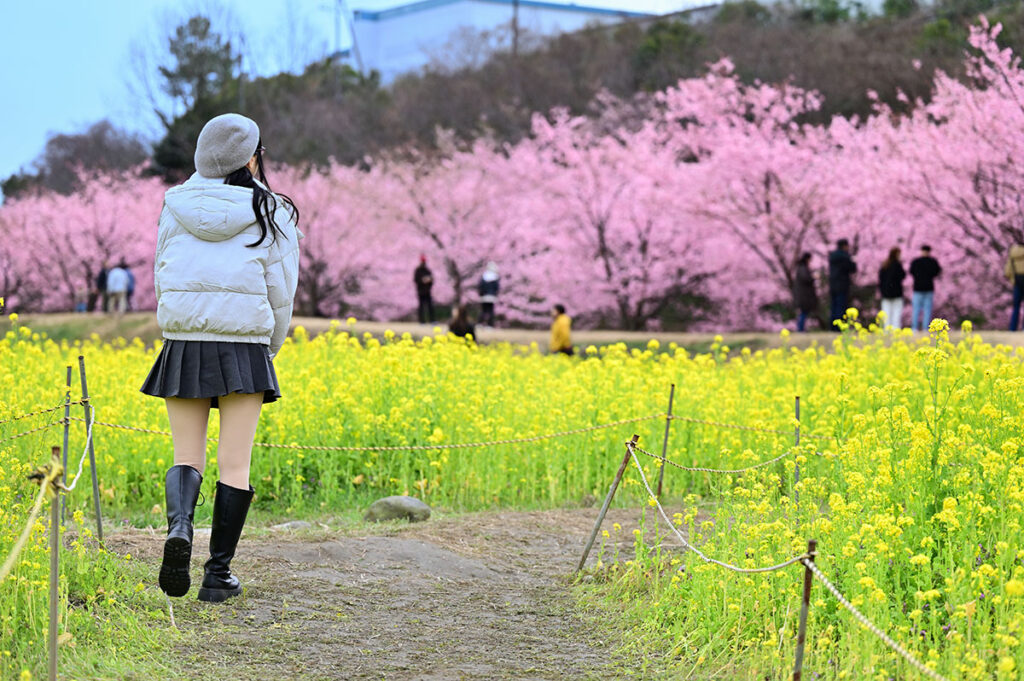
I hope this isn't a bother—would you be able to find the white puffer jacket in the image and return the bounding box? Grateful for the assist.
[154,173,303,358]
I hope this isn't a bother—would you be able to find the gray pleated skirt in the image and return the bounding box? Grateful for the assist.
[140,340,281,408]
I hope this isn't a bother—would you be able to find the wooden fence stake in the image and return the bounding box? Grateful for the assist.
[48,446,61,681]
[655,384,675,499]
[78,355,103,541]
[577,434,639,572]
[792,538,817,681]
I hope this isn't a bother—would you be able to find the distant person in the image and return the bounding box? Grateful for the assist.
[73,287,88,313]
[828,238,857,329]
[878,247,906,329]
[125,262,136,311]
[448,305,476,340]
[1005,242,1024,330]
[93,261,109,312]
[550,304,573,356]
[414,256,434,324]
[909,245,942,332]
[793,252,818,332]
[106,261,130,316]
[478,262,500,327]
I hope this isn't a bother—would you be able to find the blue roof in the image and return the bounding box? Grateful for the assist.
[354,0,655,21]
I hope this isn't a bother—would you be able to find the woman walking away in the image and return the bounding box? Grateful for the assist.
[878,247,906,329]
[142,113,302,603]
[793,253,817,332]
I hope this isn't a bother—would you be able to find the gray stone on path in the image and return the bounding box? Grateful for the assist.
[272,520,312,531]
[364,495,431,523]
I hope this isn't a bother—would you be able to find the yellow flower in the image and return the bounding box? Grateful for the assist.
[1006,580,1024,597]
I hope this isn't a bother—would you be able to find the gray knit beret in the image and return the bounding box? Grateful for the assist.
[194,113,260,178]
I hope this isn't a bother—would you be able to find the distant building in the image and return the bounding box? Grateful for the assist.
[352,0,656,82]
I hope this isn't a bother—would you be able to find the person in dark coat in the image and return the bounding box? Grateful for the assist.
[828,238,857,330]
[413,256,434,324]
[448,305,476,340]
[878,247,906,329]
[477,261,500,327]
[92,261,109,312]
[793,252,818,332]
[909,245,942,332]
[1005,243,1024,330]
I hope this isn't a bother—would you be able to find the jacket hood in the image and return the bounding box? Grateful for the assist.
[163,173,259,242]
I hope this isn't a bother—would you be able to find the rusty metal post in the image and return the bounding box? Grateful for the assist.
[577,434,639,572]
[61,366,71,522]
[78,356,103,541]
[48,446,61,681]
[655,384,675,499]
[792,538,817,681]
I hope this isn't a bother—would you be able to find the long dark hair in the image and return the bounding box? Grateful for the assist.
[223,140,300,248]
[882,247,901,269]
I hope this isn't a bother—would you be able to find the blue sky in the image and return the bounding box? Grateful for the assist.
[0,0,687,184]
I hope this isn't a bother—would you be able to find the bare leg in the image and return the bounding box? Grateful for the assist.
[216,393,263,490]
[165,397,211,474]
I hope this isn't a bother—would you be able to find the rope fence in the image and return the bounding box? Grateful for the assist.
[69,413,669,451]
[635,443,795,475]
[0,462,62,584]
[63,412,843,453]
[802,558,950,681]
[666,414,835,441]
[627,439,812,574]
[0,399,85,427]
[614,435,952,681]
[2,376,950,680]
[0,409,95,581]
[0,419,66,447]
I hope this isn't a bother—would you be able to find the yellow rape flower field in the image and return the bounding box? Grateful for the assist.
[3,316,1024,679]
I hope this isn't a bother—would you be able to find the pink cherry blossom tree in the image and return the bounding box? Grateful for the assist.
[0,170,164,312]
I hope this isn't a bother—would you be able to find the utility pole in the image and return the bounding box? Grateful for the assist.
[512,0,520,58]
[337,0,364,73]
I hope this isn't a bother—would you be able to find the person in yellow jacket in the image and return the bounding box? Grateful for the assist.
[550,304,573,355]
[1006,243,1024,330]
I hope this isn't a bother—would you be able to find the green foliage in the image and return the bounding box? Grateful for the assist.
[1,173,36,201]
[157,16,237,112]
[150,16,240,181]
[918,17,967,53]
[714,1,773,25]
[793,0,855,24]
[634,21,705,91]
[883,0,919,19]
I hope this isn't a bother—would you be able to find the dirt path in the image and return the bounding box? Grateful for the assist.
[106,508,650,681]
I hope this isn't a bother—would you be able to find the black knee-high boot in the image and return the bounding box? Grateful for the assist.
[159,465,203,597]
[197,481,253,603]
